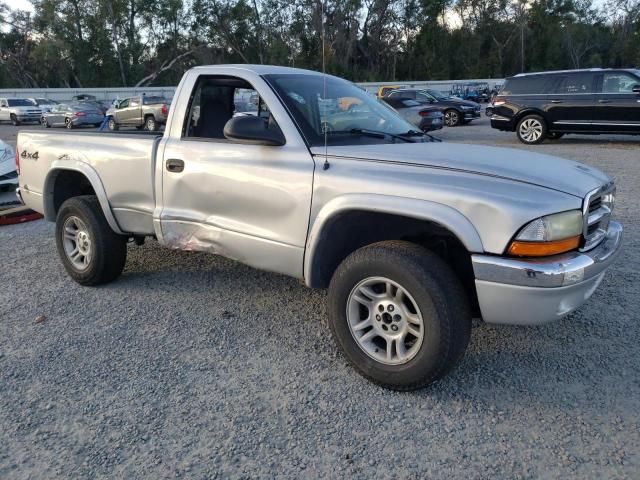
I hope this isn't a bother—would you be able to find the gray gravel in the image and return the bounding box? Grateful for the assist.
[1,119,639,478]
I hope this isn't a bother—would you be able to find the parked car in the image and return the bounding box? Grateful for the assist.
[376,85,408,98]
[28,98,60,113]
[491,68,640,144]
[386,88,481,126]
[0,98,42,125]
[106,95,169,131]
[0,139,17,191]
[17,65,622,390]
[40,103,104,129]
[382,97,444,132]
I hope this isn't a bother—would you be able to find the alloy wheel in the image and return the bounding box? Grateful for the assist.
[347,276,425,365]
[61,216,92,270]
[518,118,543,143]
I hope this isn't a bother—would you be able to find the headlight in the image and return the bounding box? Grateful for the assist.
[507,210,583,257]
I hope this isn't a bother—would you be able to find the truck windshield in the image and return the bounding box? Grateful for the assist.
[264,74,419,147]
[7,99,36,107]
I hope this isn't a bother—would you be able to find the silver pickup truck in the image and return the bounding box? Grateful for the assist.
[105,95,169,131]
[16,65,622,390]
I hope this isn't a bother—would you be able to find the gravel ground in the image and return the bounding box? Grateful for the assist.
[1,118,639,479]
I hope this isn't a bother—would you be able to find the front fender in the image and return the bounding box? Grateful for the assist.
[44,158,124,234]
[303,193,484,286]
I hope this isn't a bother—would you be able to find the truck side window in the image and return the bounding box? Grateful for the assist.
[184,76,281,140]
[119,99,129,109]
[602,73,638,93]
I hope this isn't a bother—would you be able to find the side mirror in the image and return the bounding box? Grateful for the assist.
[633,85,640,94]
[223,115,285,146]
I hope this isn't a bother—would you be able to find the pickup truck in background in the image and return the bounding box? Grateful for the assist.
[105,95,169,131]
[16,65,622,390]
[0,98,42,126]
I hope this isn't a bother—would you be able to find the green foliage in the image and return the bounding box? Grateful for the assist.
[0,0,638,87]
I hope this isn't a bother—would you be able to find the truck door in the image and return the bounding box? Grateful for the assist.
[128,97,142,125]
[593,71,640,133]
[158,73,315,278]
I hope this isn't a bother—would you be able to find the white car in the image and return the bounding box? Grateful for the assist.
[0,140,18,190]
[0,98,42,125]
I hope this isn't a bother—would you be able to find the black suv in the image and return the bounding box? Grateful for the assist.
[386,88,481,126]
[491,68,640,144]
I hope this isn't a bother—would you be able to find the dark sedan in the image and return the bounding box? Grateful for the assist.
[41,103,105,129]
[385,88,481,126]
[381,97,444,132]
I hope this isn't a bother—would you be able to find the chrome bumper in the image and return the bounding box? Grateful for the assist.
[471,221,622,325]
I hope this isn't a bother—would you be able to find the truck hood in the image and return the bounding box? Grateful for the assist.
[10,106,41,114]
[313,143,610,198]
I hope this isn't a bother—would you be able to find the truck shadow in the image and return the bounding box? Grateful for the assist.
[109,239,637,413]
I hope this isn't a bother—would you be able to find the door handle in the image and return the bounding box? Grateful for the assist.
[165,158,184,173]
[598,99,612,104]
[550,100,563,104]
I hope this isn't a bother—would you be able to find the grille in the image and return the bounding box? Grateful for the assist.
[581,182,615,251]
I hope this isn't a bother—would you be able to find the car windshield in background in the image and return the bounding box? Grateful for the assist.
[264,74,418,147]
[142,96,166,105]
[7,99,36,107]
[427,90,449,99]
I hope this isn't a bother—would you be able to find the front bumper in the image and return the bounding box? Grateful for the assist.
[463,109,481,119]
[471,221,622,325]
[490,115,515,131]
[16,114,41,123]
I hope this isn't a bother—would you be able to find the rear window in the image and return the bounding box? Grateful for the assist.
[501,76,554,95]
[142,96,166,105]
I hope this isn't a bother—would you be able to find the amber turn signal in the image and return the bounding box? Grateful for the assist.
[507,235,581,257]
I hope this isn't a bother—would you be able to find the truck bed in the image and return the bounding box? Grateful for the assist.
[18,130,161,235]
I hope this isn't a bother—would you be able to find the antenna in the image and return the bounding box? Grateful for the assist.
[321,0,330,171]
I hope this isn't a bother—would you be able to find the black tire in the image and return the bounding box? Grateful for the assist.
[10,114,20,126]
[41,117,51,128]
[547,132,564,140]
[516,114,547,145]
[107,117,119,131]
[145,115,157,131]
[327,240,471,391]
[55,195,127,286]
[65,118,74,129]
[444,109,460,127]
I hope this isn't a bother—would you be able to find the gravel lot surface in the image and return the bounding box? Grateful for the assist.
[1,117,639,479]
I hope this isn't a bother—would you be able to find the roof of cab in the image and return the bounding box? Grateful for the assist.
[192,64,323,76]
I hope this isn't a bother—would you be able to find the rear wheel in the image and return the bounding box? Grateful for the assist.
[10,114,20,126]
[444,109,460,127]
[55,196,127,285]
[65,117,74,129]
[145,115,157,131]
[327,241,471,390]
[41,117,50,128]
[516,114,547,144]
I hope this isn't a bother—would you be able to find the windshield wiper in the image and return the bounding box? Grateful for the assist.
[404,129,443,143]
[327,128,414,143]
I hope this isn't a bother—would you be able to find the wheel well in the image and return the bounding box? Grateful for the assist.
[308,211,479,315]
[49,170,96,218]
[512,109,547,131]
[145,114,155,120]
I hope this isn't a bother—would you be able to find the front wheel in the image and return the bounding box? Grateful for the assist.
[516,114,547,144]
[107,117,119,131]
[10,114,20,126]
[55,196,127,285]
[444,109,460,127]
[327,241,471,390]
